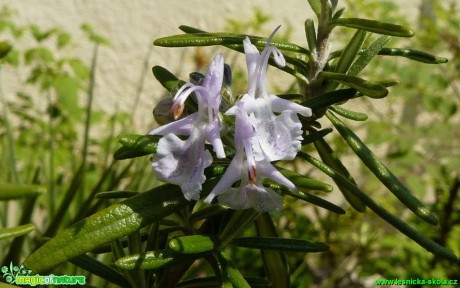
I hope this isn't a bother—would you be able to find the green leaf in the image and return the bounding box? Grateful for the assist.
[95,191,139,199]
[302,128,333,145]
[302,88,358,111]
[115,249,198,270]
[0,183,45,200]
[304,19,317,52]
[68,58,89,80]
[277,167,332,192]
[329,18,414,37]
[190,205,227,224]
[81,23,111,46]
[314,137,366,212]
[329,105,368,121]
[0,40,13,59]
[24,184,188,273]
[334,30,367,74]
[254,213,289,288]
[378,48,448,64]
[114,134,161,160]
[319,71,388,98]
[275,184,345,214]
[218,210,260,249]
[70,254,130,286]
[156,30,310,55]
[0,224,35,241]
[326,111,438,224]
[29,25,58,42]
[52,75,82,120]
[219,253,251,288]
[332,7,346,20]
[57,32,71,49]
[348,35,391,76]
[169,235,216,254]
[307,0,321,17]
[152,65,186,93]
[24,47,54,64]
[233,237,329,252]
[299,152,458,263]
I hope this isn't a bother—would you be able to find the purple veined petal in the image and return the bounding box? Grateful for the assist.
[268,94,312,117]
[153,126,212,201]
[253,110,303,161]
[218,181,283,211]
[202,53,224,106]
[149,113,198,136]
[204,154,243,203]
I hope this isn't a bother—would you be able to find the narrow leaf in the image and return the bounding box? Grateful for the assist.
[114,134,160,160]
[329,18,414,37]
[307,0,322,17]
[95,191,139,199]
[319,71,388,98]
[169,235,216,254]
[326,111,439,225]
[219,253,251,288]
[277,167,333,192]
[302,128,334,145]
[0,224,35,241]
[254,213,289,288]
[314,137,366,212]
[304,19,317,52]
[0,183,45,200]
[218,210,260,249]
[299,152,458,263]
[378,47,448,64]
[24,185,188,273]
[190,205,227,223]
[302,88,358,111]
[278,185,345,214]
[348,35,391,76]
[158,29,310,55]
[70,254,130,286]
[329,105,368,121]
[334,30,367,74]
[233,237,329,252]
[152,65,186,93]
[116,249,198,270]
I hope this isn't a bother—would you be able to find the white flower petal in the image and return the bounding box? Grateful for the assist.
[204,155,242,203]
[268,94,312,117]
[251,109,302,161]
[257,159,297,191]
[153,129,212,201]
[149,113,198,136]
[218,183,283,211]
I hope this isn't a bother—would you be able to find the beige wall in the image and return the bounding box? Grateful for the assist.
[1,0,419,131]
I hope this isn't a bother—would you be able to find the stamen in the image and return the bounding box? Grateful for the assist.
[249,165,257,184]
[171,103,185,120]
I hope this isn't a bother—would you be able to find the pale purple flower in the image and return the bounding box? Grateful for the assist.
[204,102,296,211]
[150,54,226,200]
[227,26,312,162]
